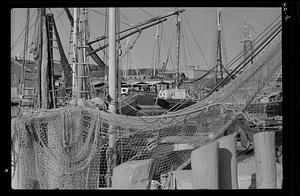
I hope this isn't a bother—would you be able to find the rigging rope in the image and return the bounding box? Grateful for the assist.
[11,9,37,51]
[138,7,155,18]
[15,9,69,59]
[161,24,176,73]
[182,13,210,70]
[89,8,135,28]
[189,16,282,85]
[161,18,281,113]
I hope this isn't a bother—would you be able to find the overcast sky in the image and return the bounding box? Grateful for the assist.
[11,7,281,72]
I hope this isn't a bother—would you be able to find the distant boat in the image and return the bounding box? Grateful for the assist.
[155,88,197,111]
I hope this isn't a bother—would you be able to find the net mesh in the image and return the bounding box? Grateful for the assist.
[11,40,281,189]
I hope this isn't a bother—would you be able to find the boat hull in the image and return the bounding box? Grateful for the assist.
[119,94,140,116]
[155,98,197,111]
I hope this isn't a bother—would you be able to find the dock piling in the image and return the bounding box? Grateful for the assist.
[191,140,219,189]
[218,134,238,189]
[254,131,277,189]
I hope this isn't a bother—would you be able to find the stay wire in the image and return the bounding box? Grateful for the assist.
[182,13,210,70]
[11,9,38,51]
[138,7,155,18]
[15,8,67,59]
[89,8,135,28]
[189,16,281,85]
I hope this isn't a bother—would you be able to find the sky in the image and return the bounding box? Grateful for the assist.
[11,7,281,72]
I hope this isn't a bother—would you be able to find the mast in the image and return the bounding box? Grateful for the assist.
[72,8,78,97]
[106,7,117,188]
[116,8,121,113]
[124,38,130,80]
[241,17,254,66]
[108,8,117,113]
[40,9,49,109]
[77,8,84,99]
[104,8,109,99]
[175,12,181,88]
[35,8,44,108]
[153,24,161,76]
[216,8,223,85]
[213,8,229,87]
[81,8,91,99]
[21,8,30,99]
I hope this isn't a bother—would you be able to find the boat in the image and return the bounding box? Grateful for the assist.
[156,88,197,111]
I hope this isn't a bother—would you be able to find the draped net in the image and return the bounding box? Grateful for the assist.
[11,40,281,189]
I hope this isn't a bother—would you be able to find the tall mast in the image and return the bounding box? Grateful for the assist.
[21,8,30,98]
[77,8,84,98]
[35,8,44,108]
[125,38,129,80]
[116,8,121,113]
[241,17,254,65]
[103,8,109,99]
[175,12,181,88]
[215,8,223,85]
[106,7,117,188]
[108,8,117,113]
[154,24,161,76]
[72,8,78,97]
[71,8,90,99]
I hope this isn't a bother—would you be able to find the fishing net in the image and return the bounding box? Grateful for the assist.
[11,40,281,189]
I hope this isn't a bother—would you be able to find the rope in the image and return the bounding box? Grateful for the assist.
[138,7,155,18]
[182,13,210,70]
[161,23,176,73]
[187,15,281,85]
[15,8,69,59]
[11,9,37,50]
[89,8,135,28]
[120,95,150,116]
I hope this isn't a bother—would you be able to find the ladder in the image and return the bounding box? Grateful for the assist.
[46,13,59,108]
[46,13,73,108]
[71,8,95,99]
[19,8,37,107]
[19,60,37,107]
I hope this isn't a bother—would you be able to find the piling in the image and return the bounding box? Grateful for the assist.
[191,140,219,189]
[254,131,276,188]
[218,134,238,189]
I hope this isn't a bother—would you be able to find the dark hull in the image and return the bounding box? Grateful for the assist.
[246,101,282,117]
[133,91,157,106]
[119,95,140,116]
[155,98,197,111]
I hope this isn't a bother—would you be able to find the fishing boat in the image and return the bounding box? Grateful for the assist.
[11,8,143,115]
